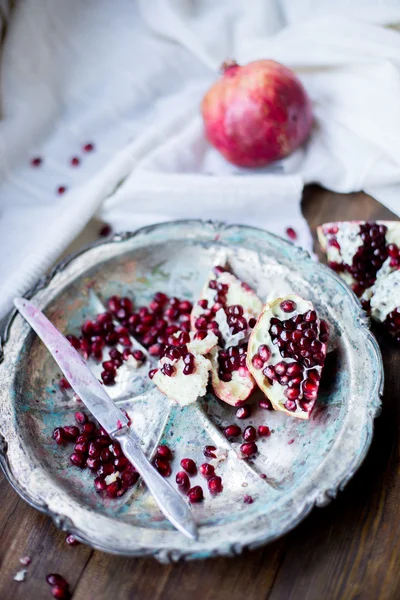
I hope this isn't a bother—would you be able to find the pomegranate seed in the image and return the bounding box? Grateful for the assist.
[101,370,115,385]
[66,334,80,349]
[88,441,101,458]
[187,486,204,503]
[224,424,241,439]
[74,411,87,425]
[176,471,190,490]
[86,457,100,470]
[59,377,71,390]
[46,574,68,587]
[31,156,42,167]
[154,457,171,477]
[100,448,111,463]
[240,442,258,457]
[195,330,207,340]
[70,156,80,166]
[97,463,114,477]
[236,406,251,419]
[258,425,271,436]
[199,463,215,478]
[63,426,79,441]
[57,185,67,195]
[286,227,297,240]
[83,142,94,152]
[82,422,96,436]
[51,584,71,599]
[121,470,139,487]
[65,534,79,546]
[180,458,197,475]
[179,300,193,313]
[114,456,129,470]
[249,318,257,328]
[243,494,254,504]
[243,426,257,441]
[155,445,172,460]
[161,363,175,377]
[208,476,223,494]
[132,349,145,361]
[252,355,264,369]
[70,452,85,467]
[107,481,121,498]
[53,427,67,445]
[94,476,107,492]
[259,399,273,410]
[203,445,217,458]
[281,299,297,312]
[149,369,158,379]
[99,224,112,237]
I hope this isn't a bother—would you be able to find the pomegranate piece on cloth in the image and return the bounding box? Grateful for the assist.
[318,221,400,341]
[201,59,313,168]
[247,294,329,419]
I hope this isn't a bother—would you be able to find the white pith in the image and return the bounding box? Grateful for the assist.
[368,269,400,322]
[153,354,212,406]
[247,294,325,420]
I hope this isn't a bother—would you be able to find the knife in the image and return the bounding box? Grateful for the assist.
[14,297,198,541]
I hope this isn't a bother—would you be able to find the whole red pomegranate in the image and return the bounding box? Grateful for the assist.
[201,60,313,168]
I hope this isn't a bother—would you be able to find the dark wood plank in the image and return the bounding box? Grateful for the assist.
[0,186,398,600]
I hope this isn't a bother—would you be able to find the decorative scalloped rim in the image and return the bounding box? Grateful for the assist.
[0,220,383,562]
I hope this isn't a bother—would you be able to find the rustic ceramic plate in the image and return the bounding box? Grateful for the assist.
[0,220,383,562]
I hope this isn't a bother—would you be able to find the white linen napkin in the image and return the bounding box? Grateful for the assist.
[0,0,400,318]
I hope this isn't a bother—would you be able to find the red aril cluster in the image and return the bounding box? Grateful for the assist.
[384,308,400,343]
[153,444,174,477]
[52,415,139,498]
[216,344,247,382]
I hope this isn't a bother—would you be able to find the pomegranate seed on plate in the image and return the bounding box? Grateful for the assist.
[224,424,241,439]
[83,142,94,152]
[70,156,80,166]
[180,458,197,475]
[187,486,204,503]
[30,156,42,167]
[258,425,271,436]
[65,534,79,546]
[155,445,172,460]
[208,476,223,494]
[199,463,215,479]
[56,185,67,195]
[176,471,190,490]
[236,406,251,419]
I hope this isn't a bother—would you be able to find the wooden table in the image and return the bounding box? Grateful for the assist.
[1,185,398,600]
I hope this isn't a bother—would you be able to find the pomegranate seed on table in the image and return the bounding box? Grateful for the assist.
[70,156,80,166]
[69,452,85,467]
[74,411,87,424]
[180,458,197,475]
[65,534,79,546]
[63,426,79,440]
[243,494,254,504]
[30,156,42,167]
[53,427,67,445]
[83,142,94,152]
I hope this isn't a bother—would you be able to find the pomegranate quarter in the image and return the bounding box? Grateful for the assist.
[191,265,263,406]
[318,220,400,342]
[247,294,329,419]
[201,59,313,168]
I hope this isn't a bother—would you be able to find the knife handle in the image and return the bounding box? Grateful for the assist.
[113,429,198,540]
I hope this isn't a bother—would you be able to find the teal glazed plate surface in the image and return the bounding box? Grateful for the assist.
[0,221,383,562]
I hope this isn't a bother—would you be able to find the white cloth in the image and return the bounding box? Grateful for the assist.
[1,0,400,318]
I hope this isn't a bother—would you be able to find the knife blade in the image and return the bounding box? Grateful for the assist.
[14,297,198,540]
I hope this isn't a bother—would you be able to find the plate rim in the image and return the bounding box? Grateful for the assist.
[0,219,384,562]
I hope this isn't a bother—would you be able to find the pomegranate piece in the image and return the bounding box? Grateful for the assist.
[201,60,312,168]
[65,534,79,546]
[31,156,42,167]
[46,574,68,587]
[187,486,204,503]
[243,494,254,504]
[152,353,212,406]
[247,294,329,419]
[53,427,68,445]
[180,458,197,475]
[317,220,400,300]
[286,227,297,240]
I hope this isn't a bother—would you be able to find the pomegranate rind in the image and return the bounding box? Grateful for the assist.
[191,269,263,343]
[152,354,211,406]
[209,347,256,406]
[247,294,327,420]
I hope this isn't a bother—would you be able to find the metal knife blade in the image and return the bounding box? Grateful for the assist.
[14,297,198,540]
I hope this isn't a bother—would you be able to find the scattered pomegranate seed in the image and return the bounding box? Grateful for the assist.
[83,142,94,152]
[187,486,204,503]
[155,445,172,460]
[31,156,42,167]
[243,494,254,504]
[200,463,215,479]
[63,426,79,441]
[288,438,295,445]
[176,471,190,491]
[203,445,217,458]
[148,369,158,379]
[74,411,87,424]
[70,452,85,467]
[259,399,273,410]
[53,427,67,445]
[57,185,67,195]
[66,334,80,349]
[19,556,31,566]
[180,458,197,475]
[81,421,96,436]
[46,574,68,587]
[94,476,107,492]
[70,156,80,166]
[224,424,241,439]
[99,224,112,237]
[51,585,71,599]
[242,426,257,441]
[240,442,258,457]
[208,476,223,494]
[258,425,271,436]
[236,406,251,419]
[65,534,79,546]
[154,457,172,477]
[286,227,297,240]
[59,377,71,390]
